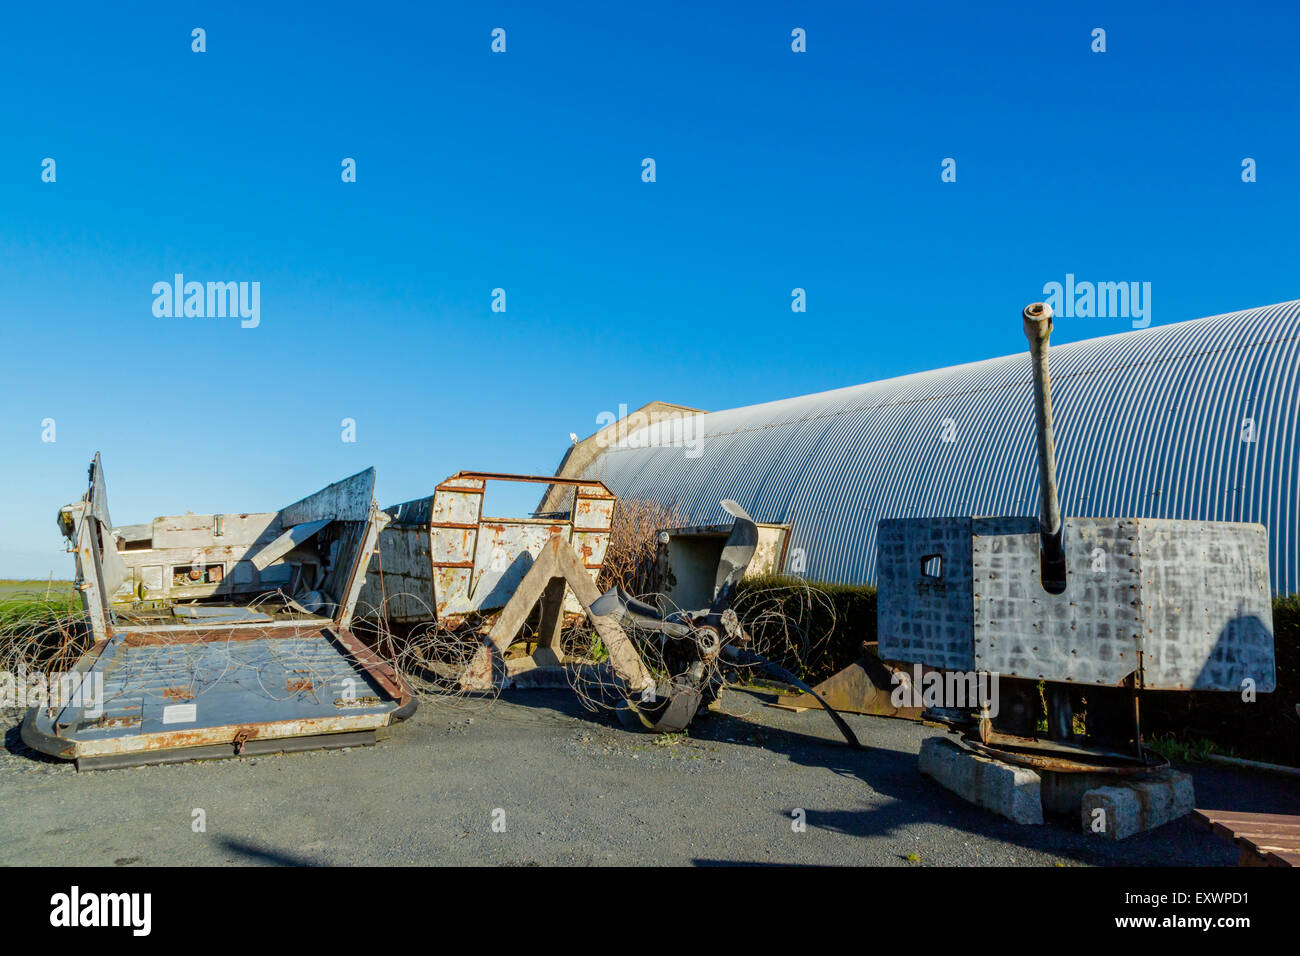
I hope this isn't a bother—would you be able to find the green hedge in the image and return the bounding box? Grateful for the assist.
[735,577,1300,767]
[734,575,876,684]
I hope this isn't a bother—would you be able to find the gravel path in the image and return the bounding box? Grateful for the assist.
[3,686,1293,866]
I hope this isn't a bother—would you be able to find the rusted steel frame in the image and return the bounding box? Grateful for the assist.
[978,728,1150,763]
[444,471,611,488]
[962,734,1168,774]
[463,536,653,694]
[118,617,325,635]
[119,626,327,647]
[323,627,410,705]
[480,517,579,526]
[76,730,379,771]
[338,505,389,630]
[66,713,392,759]
[68,500,112,641]
[51,634,124,730]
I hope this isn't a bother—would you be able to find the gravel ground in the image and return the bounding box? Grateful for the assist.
[2,686,1295,866]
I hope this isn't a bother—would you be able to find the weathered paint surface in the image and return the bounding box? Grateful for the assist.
[877,516,1276,692]
[28,628,402,760]
[106,468,381,609]
[360,473,615,624]
[26,458,409,765]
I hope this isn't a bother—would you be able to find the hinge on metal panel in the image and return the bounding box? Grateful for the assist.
[232,728,252,755]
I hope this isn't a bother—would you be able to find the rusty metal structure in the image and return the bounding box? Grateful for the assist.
[876,304,1277,771]
[771,645,926,720]
[22,455,414,769]
[359,472,614,629]
[443,495,860,741]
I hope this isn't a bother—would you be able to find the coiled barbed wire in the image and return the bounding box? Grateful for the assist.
[2,576,837,732]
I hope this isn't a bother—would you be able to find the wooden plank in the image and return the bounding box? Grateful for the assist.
[1242,826,1300,843]
[1195,808,1300,867]
[1196,809,1300,826]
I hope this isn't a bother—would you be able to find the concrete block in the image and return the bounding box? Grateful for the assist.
[1040,770,1125,816]
[919,736,1043,825]
[504,660,570,689]
[1080,770,1195,840]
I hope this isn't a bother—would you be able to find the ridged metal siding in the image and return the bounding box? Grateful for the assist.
[582,301,1300,595]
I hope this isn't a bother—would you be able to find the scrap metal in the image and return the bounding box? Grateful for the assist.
[461,497,861,742]
[23,454,414,770]
[358,472,614,628]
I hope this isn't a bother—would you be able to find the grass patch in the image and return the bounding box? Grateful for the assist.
[0,579,74,601]
[0,584,85,674]
[652,731,691,748]
[734,575,876,684]
[0,596,77,630]
[1144,733,1233,764]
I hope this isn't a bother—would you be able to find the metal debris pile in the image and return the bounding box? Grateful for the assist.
[559,578,839,723]
[11,459,860,770]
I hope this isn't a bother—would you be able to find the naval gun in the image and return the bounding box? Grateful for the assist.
[877,303,1276,771]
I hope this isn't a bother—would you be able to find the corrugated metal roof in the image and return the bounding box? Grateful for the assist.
[581,300,1300,595]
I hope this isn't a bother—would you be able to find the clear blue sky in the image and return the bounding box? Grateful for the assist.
[1,1,1297,577]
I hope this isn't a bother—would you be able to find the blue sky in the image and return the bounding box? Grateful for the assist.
[1,1,1297,577]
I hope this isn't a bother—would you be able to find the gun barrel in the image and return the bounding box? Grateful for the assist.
[1022,302,1066,590]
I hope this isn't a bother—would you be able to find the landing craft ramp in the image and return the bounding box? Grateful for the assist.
[22,455,413,770]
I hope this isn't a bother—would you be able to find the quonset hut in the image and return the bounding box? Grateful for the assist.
[555,301,1300,596]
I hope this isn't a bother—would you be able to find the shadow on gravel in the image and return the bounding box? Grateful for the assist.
[683,690,1243,868]
[219,836,328,867]
[493,685,1243,866]
[3,717,62,764]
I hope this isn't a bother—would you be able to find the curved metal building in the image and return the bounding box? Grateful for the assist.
[578,300,1300,595]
